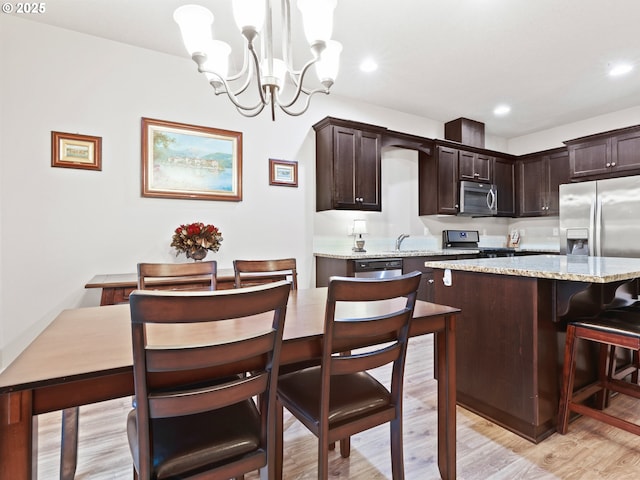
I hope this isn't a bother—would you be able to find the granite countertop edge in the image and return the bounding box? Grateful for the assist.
[313,248,559,260]
[423,256,640,283]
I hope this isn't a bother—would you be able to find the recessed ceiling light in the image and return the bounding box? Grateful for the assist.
[493,104,511,116]
[359,58,378,73]
[609,63,634,77]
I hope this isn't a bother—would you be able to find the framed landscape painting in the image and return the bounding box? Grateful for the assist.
[141,118,242,201]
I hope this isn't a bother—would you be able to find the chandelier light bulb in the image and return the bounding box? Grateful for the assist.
[173,5,214,56]
[232,0,265,36]
[202,39,232,84]
[297,0,337,45]
[316,40,342,84]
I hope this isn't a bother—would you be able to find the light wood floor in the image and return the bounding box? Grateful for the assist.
[36,334,640,479]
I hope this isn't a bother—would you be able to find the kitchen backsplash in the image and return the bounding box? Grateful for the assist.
[314,216,561,253]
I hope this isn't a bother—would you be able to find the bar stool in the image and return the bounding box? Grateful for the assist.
[557,309,640,436]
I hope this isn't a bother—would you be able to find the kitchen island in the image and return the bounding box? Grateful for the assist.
[423,254,640,442]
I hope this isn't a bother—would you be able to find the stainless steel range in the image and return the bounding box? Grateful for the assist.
[442,230,515,258]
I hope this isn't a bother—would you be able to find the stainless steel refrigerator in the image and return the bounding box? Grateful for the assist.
[559,175,640,257]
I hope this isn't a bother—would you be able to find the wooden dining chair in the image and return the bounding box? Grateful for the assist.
[57,261,220,480]
[127,280,291,480]
[276,271,422,480]
[137,260,217,291]
[233,258,297,289]
[557,308,640,436]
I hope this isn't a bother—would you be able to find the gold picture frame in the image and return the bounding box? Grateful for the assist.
[141,118,243,201]
[269,158,298,187]
[51,131,102,171]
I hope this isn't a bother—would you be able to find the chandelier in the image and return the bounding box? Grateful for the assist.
[173,0,342,120]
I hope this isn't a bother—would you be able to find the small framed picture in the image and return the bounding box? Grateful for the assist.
[269,159,298,187]
[51,131,102,171]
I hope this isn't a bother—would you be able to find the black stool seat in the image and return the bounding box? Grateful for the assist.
[558,309,640,436]
[571,312,640,339]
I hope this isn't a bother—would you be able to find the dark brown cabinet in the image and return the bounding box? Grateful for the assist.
[459,150,492,182]
[314,117,385,211]
[493,157,515,217]
[419,146,459,215]
[567,125,640,179]
[517,148,569,216]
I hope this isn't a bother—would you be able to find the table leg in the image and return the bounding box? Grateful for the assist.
[60,407,79,480]
[436,315,457,479]
[0,390,36,480]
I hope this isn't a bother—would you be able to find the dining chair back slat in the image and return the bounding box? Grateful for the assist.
[137,261,217,291]
[234,258,298,289]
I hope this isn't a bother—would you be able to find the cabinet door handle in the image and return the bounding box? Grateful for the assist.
[611,162,616,167]
[474,172,480,177]
[606,163,611,167]
[428,279,434,284]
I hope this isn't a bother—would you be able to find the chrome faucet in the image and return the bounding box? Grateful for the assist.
[395,234,410,250]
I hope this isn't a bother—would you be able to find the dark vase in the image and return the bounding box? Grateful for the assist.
[186,248,208,261]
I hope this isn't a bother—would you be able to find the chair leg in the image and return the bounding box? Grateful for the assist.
[275,401,284,480]
[60,407,79,480]
[596,344,613,409]
[390,417,405,480]
[339,437,350,458]
[318,439,330,480]
[558,325,578,434]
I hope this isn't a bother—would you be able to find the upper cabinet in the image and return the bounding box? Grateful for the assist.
[459,151,492,182]
[419,143,507,216]
[314,117,386,211]
[493,157,516,217]
[566,125,640,180]
[419,146,460,215]
[517,148,570,216]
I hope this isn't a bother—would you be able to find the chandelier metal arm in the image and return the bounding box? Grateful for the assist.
[276,57,321,109]
[278,87,328,117]
[193,47,268,114]
[235,102,267,118]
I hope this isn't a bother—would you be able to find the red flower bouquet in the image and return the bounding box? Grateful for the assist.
[171,222,223,258]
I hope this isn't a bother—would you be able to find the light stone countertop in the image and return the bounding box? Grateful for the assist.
[423,254,640,283]
[314,249,480,260]
[313,247,559,260]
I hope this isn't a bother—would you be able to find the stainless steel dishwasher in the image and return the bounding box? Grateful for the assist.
[353,258,403,279]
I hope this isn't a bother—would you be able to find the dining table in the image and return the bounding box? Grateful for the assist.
[0,287,460,480]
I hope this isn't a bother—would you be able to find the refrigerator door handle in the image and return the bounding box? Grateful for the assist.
[594,196,602,256]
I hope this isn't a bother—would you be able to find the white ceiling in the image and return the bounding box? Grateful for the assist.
[9,0,640,138]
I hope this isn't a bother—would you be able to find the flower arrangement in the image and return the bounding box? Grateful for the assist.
[171,222,223,258]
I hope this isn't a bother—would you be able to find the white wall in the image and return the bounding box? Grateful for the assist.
[2,15,639,371]
[507,106,640,154]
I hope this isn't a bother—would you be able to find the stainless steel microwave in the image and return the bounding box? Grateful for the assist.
[459,181,497,216]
